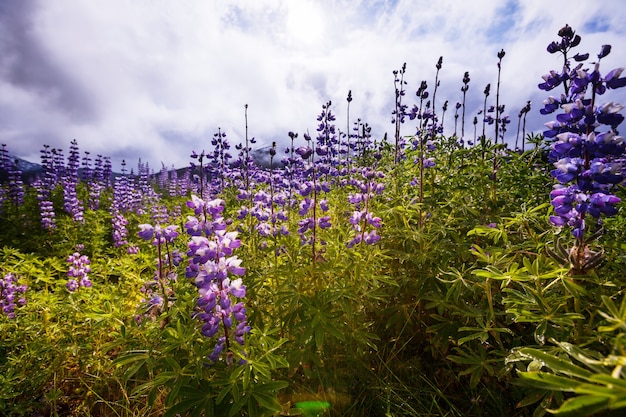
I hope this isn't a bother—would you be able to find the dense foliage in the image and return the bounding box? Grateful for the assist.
[1,25,625,417]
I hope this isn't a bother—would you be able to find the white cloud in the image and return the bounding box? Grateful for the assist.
[1,0,626,170]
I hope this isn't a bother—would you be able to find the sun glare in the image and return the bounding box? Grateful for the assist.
[285,1,326,45]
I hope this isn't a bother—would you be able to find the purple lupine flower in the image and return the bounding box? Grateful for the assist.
[318,216,332,229]
[66,250,92,292]
[0,273,27,319]
[547,130,624,237]
[184,194,250,363]
[138,224,155,241]
[363,230,381,245]
[135,221,182,322]
[111,213,129,247]
[138,223,180,245]
[299,198,314,216]
[296,146,313,160]
[540,25,626,242]
[40,202,56,227]
[346,168,384,247]
[0,148,25,209]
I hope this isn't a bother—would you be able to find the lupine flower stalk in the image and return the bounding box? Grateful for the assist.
[81,151,92,182]
[88,154,106,210]
[440,100,449,138]
[190,150,208,199]
[408,80,438,226]
[110,160,133,247]
[453,102,461,137]
[63,139,84,223]
[489,50,507,197]
[460,71,470,139]
[209,128,232,194]
[540,25,626,274]
[346,90,353,163]
[0,145,8,212]
[3,151,24,210]
[473,116,478,144]
[431,57,443,138]
[185,194,249,364]
[0,273,27,319]
[282,131,299,204]
[296,102,337,262]
[103,156,112,188]
[35,145,58,230]
[0,145,24,211]
[482,84,491,138]
[137,223,180,316]
[347,167,384,247]
[52,147,65,179]
[494,50,506,144]
[66,248,92,292]
[392,63,408,164]
[516,101,532,151]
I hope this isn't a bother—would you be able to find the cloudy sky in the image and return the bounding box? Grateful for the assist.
[1,0,626,171]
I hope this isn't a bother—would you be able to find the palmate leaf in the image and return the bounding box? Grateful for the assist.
[457,325,514,345]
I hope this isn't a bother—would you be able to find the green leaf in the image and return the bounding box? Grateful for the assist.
[518,372,580,392]
[165,356,182,372]
[253,391,282,412]
[561,278,588,297]
[549,395,609,417]
[589,374,626,389]
[164,397,207,417]
[574,382,625,398]
[112,350,150,367]
[228,396,247,417]
[216,383,232,405]
[447,354,477,366]
[516,390,546,408]
[256,380,289,392]
[517,348,593,380]
[553,342,611,375]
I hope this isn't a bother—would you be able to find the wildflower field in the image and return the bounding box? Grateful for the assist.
[1,25,626,417]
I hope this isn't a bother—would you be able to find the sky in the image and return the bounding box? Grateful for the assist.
[1,0,626,171]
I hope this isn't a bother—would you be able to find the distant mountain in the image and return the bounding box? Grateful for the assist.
[0,154,43,182]
[250,145,285,169]
[6,154,43,175]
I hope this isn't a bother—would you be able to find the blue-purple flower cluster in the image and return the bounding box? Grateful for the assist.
[539,25,626,240]
[66,249,92,292]
[35,145,58,230]
[185,194,250,364]
[548,131,624,238]
[0,273,27,319]
[347,167,384,247]
[0,144,24,210]
[135,222,181,322]
[110,161,134,248]
[138,223,180,246]
[63,139,85,223]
